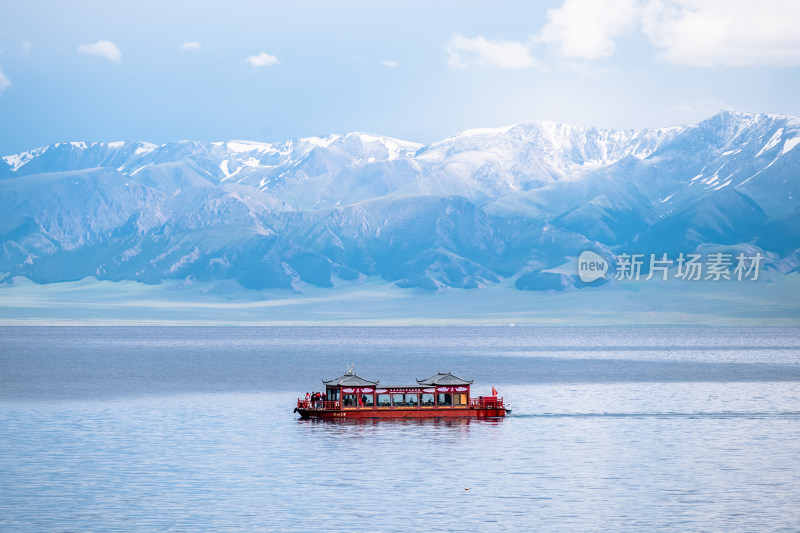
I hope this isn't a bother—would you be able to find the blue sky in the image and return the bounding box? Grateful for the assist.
[1,0,799,154]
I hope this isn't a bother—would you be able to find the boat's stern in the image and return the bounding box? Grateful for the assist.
[295,399,346,419]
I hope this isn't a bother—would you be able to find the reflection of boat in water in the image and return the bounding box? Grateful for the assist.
[294,369,508,419]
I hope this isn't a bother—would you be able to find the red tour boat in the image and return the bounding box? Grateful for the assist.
[295,369,508,419]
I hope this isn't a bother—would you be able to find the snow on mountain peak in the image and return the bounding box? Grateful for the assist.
[2,145,50,172]
[2,112,797,212]
[214,140,278,154]
[300,134,342,149]
[456,124,516,137]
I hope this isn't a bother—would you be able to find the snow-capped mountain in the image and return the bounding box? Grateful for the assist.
[1,111,799,290]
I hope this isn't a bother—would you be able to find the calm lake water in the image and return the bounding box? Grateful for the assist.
[1,326,800,531]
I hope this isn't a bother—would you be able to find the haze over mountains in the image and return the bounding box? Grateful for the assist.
[1,111,799,292]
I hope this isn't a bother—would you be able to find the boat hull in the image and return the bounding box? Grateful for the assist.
[295,407,506,419]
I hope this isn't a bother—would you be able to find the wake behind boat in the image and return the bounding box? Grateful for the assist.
[295,369,508,419]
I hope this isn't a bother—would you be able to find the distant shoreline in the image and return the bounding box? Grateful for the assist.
[2,275,798,326]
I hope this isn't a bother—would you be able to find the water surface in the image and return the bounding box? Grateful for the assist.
[1,326,799,531]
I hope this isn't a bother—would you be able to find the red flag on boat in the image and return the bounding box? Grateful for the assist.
[491,386,498,396]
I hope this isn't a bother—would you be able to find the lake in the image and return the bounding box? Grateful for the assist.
[2,326,800,531]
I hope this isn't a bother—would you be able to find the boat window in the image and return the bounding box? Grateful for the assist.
[421,393,434,406]
[405,393,419,406]
[392,393,405,406]
[377,394,391,406]
[343,394,357,407]
[327,389,340,402]
[438,393,452,406]
[453,393,467,406]
[360,394,374,407]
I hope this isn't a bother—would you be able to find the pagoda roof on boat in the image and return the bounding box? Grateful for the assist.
[416,372,473,386]
[323,371,379,387]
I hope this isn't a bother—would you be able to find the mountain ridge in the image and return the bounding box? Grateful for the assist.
[1,111,799,291]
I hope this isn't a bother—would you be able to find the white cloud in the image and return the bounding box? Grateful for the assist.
[446,33,536,70]
[539,0,639,60]
[381,60,400,68]
[0,66,10,93]
[642,0,800,66]
[246,52,280,67]
[180,41,202,51]
[537,0,800,66]
[77,40,121,63]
